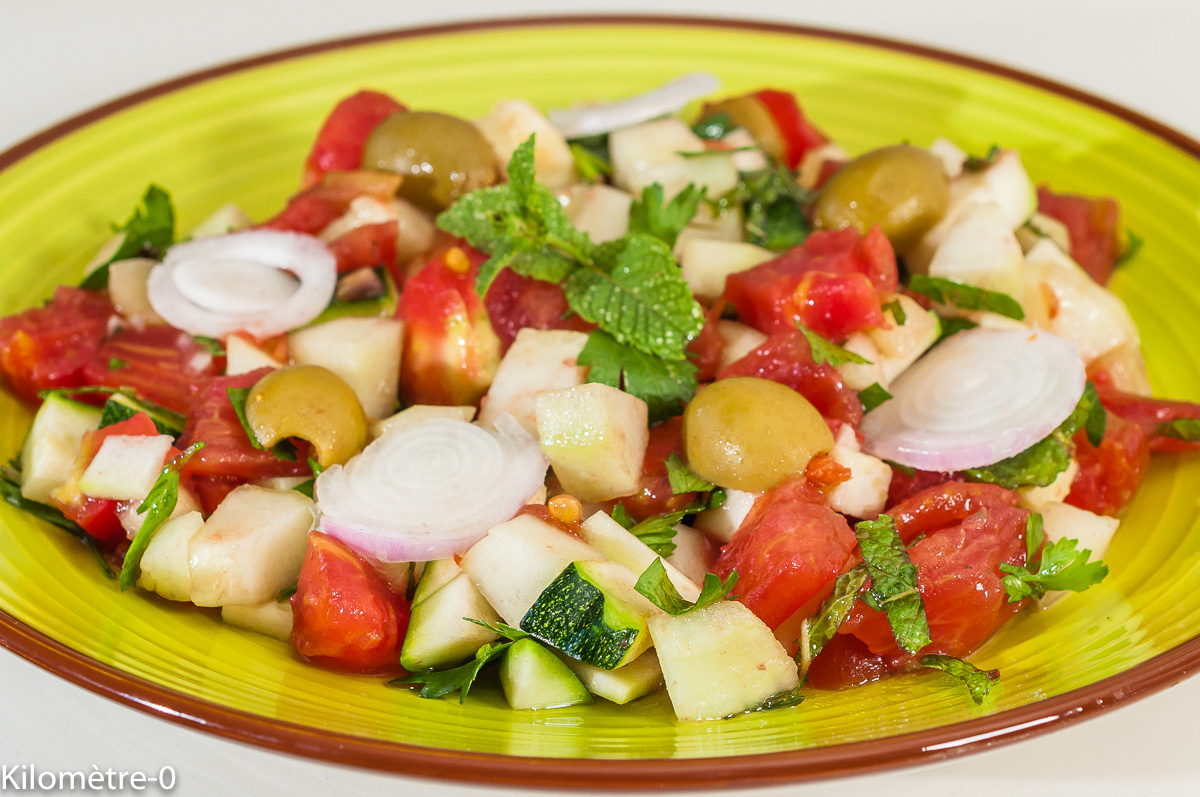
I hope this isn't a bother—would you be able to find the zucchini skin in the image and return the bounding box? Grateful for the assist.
[520,563,639,670]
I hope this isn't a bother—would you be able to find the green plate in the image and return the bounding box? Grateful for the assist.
[2,17,1200,789]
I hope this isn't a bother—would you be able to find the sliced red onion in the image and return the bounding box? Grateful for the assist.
[315,414,548,562]
[146,230,336,338]
[860,328,1086,472]
[549,72,720,139]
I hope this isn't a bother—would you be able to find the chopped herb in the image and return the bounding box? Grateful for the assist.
[798,565,868,675]
[1116,229,1143,267]
[1,469,114,579]
[885,460,916,478]
[797,322,872,367]
[692,112,732,140]
[882,298,907,326]
[610,503,636,530]
[119,442,204,590]
[390,640,513,703]
[936,316,979,342]
[859,383,893,413]
[628,511,685,558]
[963,145,1001,173]
[675,146,760,159]
[705,487,727,510]
[920,654,999,705]
[745,686,805,714]
[577,330,698,424]
[465,618,529,641]
[193,336,225,356]
[908,275,1025,321]
[1155,418,1200,442]
[628,183,705,249]
[999,514,1108,603]
[634,559,738,615]
[227,386,297,461]
[569,142,612,183]
[665,453,715,494]
[98,389,186,436]
[80,184,175,290]
[108,357,128,371]
[277,584,297,603]
[714,165,813,251]
[856,515,931,655]
[292,458,324,499]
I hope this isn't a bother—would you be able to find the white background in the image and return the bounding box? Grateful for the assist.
[2,1,1199,795]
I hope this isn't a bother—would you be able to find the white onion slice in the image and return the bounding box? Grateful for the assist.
[315,414,548,562]
[860,328,1086,472]
[549,72,721,139]
[146,230,336,338]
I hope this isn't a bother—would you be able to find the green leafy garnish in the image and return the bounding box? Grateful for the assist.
[797,322,872,367]
[676,146,759,160]
[920,654,999,705]
[634,559,738,615]
[277,584,298,603]
[749,686,805,713]
[999,513,1108,602]
[610,503,636,530]
[935,316,978,342]
[885,460,916,478]
[391,640,513,703]
[1116,229,1143,267]
[665,453,715,494]
[577,330,698,424]
[692,112,732,140]
[963,144,1001,173]
[628,511,685,558]
[628,183,705,248]
[98,389,186,436]
[908,275,1025,321]
[1024,512,1046,563]
[465,618,529,641]
[193,336,225,356]
[856,515,931,655]
[569,142,613,183]
[1,468,114,579]
[859,383,893,413]
[1155,418,1200,442]
[705,487,727,510]
[882,298,907,326]
[715,165,813,251]
[80,184,175,290]
[227,386,297,461]
[292,458,324,499]
[798,565,868,675]
[119,442,204,590]
[108,357,128,371]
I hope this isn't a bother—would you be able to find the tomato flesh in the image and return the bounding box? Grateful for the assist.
[1066,411,1150,516]
[1096,389,1200,453]
[482,268,593,352]
[753,89,829,170]
[291,532,410,673]
[327,222,398,274]
[1036,186,1122,285]
[686,302,727,382]
[83,326,220,415]
[303,90,406,188]
[610,417,696,522]
[886,481,1019,544]
[264,171,403,235]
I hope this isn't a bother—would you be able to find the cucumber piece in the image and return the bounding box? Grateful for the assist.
[99,391,185,436]
[499,638,592,710]
[221,598,294,640]
[19,394,103,504]
[400,572,502,671]
[411,558,462,606]
[559,650,663,705]
[520,560,658,670]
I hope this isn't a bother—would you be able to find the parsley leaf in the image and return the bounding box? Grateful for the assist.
[751,686,805,713]
[577,330,698,424]
[920,654,999,705]
[706,487,727,510]
[80,184,175,290]
[465,618,529,641]
[1116,229,1143,267]
[935,316,978,343]
[856,515,931,655]
[292,457,324,499]
[610,503,636,530]
[718,165,813,251]
[882,299,907,326]
[277,584,298,603]
[908,275,1025,321]
[634,559,738,615]
[1155,418,1200,442]
[999,532,1108,602]
[859,383,893,413]
[119,442,204,590]
[569,142,613,183]
[193,336,225,356]
[628,511,685,558]
[108,357,128,371]
[798,565,868,675]
[628,184,705,248]
[390,640,513,703]
[665,453,715,494]
[963,144,1001,173]
[797,322,872,367]
[692,112,732,140]
[227,386,297,461]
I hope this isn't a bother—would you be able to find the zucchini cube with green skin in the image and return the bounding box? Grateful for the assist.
[649,600,800,722]
[287,316,404,420]
[535,383,648,502]
[578,511,700,601]
[499,638,592,710]
[559,650,663,705]
[19,394,102,504]
[401,572,503,671]
[520,560,659,670]
[411,557,463,607]
[221,598,294,640]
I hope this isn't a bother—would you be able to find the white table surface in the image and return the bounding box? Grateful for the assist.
[2,1,1198,795]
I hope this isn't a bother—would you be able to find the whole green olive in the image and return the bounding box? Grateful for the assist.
[362,111,497,212]
[682,377,834,492]
[812,144,949,253]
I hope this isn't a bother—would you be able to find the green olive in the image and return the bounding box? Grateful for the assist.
[245,365,369,468]
[682,377,834,492]
[362,111,497,212]
[812,144,949,253]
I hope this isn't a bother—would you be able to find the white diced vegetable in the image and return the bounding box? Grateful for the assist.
[716,320,768,371]
[674,203,745,256]
[610,118,738,200]
[826,445,892,518]
[836,333,886,391]
[1038,501,1120,606]
[221,599,294,640]
[559,650,663,705]
[535,383,648,502]
[478,329,590,436]
[719,128,769,172]
[926,201,1025,297]
[927,137,967,179]
[865,295,941,385]
[371,404,475,439]
[578,512,700,601]
[118,483,201,540]
[288,317,404,419]
[18,395,102,504]
[188,485,314,607]
[190,203,253,238]
[565,184,634,244]
[1017,460,1079,512]
[401,572,502,670]
[108,258,165,327]
[137,511,205,602]
[78,434,174,501]
[225,334,284,376]
[665,524,717,586]
[1015,212,1072,254]
[693,489,759,543]
[797,141,849,190]
[476,99,576,190]
[679,239,772,301]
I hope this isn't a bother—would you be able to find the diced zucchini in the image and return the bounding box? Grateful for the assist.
[665,525,717,586]
[371,404,475,440]
[535,383,648,502]
[649,600,800,722]
[221,598,294,640]
[107,258,164,327]
[99,391,184,435]
[411,558,463,606]
[610,117,738,200]
[475,99,576,191]
[401,572,502,671]
[225,335,284,376]
[578,511,700,601]
[693,489,759,544]
[1017,460,1079,512]
[564,184,633,244]
[826,445,892,519]
[477,328,589,436]
[520,560,659,670]
[188,485,314,607]
[77,434,174,502]
[460,514,603,624]
[138,511,205,602]
[18,394,102,504]
[679,239,772,301]
[499,638,592,710]
[716,320,768,370]
[559,650,663,705]
[926,201,1025,297]
[287,317,404,419]
[1039,501,1120,606]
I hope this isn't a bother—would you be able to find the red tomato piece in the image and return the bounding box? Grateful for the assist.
[813,159,846,190]
[327,222,398,274]
[1036,186,1123,285]
[1066,412,1150,516]
[397,246,501,405]
[886,482,1019,544]
[686,301,727,382]
[753,89,829,170]
[840,504,1029,659]
[712,474,857,630]
[263,171,403,235]
[1096,389,1200,453]
[611,417,696,522]
[723,227,896,336]
[190,475,243,516]
[717,330,863,428]
[482,268,593,352]
[806,633,889,690]
[0,286,115,405]
[291,532,410,673]
[303,90,406,188]
[804,453,851,491]
[83,326,221,415]
[178,368,311,484]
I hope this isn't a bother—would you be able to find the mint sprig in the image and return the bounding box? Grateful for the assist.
[634,559,738,615]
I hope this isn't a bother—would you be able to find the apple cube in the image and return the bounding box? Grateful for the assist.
[1039,501,1120,606]
[478,329,590,436]
[371,404,476,439]
[288,316,404,419]
[927,201,1025,297]
[610,117,738,200]
[1018,460,1079,512]
[693,489,759,544]
[565,183,634,244]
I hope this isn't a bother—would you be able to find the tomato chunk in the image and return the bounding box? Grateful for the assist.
[0,286,114,405]
[885,468,963,508]
[712,474,857,629]
[291,532,410,673]
[303,90,406,188]
[1066,412,1150,516]
[886,482,1019,544]
[753,89,830,170]
[1096,389,1200,453]
[397,246,501,405]
[264,171,403,235]
[686,302,727,383]
[806,633,889,690]
[610,417,696,522]
[328,222,397,274]
[1036,186,1122,285]
[482,268,593,352]
[83,326,221,414]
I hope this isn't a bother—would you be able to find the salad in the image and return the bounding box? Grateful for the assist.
[2,73,1198,723]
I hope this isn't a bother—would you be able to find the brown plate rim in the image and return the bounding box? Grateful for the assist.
[2,13,1200,790]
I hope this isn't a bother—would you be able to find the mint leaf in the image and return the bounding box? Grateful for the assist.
[963,145,1001,173]
[798,322,872,366]
[692,113,732,140]
[718,166,813,251]
[1024,513,1046,563]
[119,442,204,590]
[706,487,727,510]
[570,142,612,183]
[882,299,907,326]
[610,503,636,530]
[577,329,698,424]
[1000,536,1108,602]
[1155,418,1200,442]
[277,584,297,603]
[856,515,931,655]
[859,383,893,413]
[665,453,715,494]
[292,457,324,499]
[80,184,175,290]
[1116,229,1143,268]
[754,686,804,712]
[920,654,999,705]
[635,559,738,615]
[628,183,705,249]
[799,564,868,674]
[908,275,1025,321]
[390,640,513,703]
